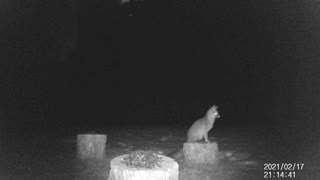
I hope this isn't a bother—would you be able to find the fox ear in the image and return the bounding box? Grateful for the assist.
[210,105,218,110]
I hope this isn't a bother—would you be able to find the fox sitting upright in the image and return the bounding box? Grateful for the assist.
[187,105,220,143]
[168,105,220,158]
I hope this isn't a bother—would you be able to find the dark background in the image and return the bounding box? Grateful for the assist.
[0,0,319,148]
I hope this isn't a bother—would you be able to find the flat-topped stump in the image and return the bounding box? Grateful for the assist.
[108,154,179,180]
[183,142,219,164]
[77,134,107,160]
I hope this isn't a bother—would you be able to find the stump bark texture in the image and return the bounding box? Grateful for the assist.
[183,142,218,163]
[77,134,107,160]
[108,154,179,180]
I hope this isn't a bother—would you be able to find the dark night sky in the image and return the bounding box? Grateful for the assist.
[1,0,320,142]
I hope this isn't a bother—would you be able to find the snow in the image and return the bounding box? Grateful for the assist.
[1,125,315,180]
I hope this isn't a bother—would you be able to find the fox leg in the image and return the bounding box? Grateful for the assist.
[204,133,210,143]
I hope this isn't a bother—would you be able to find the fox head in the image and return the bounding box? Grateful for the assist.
[206,105,220,120]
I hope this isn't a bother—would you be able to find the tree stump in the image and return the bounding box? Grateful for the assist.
[77,134,107,160]
[108,154,179,180]
[183,142,219,164]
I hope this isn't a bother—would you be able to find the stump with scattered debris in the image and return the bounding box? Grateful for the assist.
[183,142,218,164]
[108,153,179,180]
[77,134,107,160]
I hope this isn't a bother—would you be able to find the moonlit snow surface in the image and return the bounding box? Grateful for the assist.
[1,125,317,180]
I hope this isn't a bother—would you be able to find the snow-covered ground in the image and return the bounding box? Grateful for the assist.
[1,125,317,179]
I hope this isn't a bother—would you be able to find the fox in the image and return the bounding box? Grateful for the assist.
[187,105,220,143]
[168,105,220,158]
